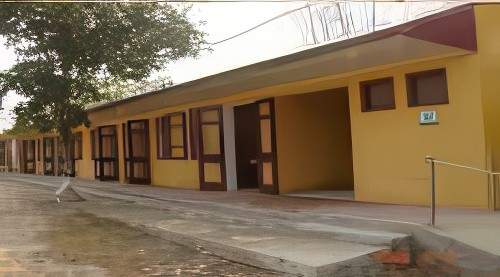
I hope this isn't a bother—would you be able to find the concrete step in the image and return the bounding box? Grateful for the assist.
[293,222,410,248]
[84,206,410,277]
[142,220,394,277]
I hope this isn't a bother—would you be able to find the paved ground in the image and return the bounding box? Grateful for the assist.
[57,176,499,257]
[1,174,499,276]
[0,180,282,276]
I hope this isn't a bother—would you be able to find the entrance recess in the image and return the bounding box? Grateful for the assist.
[23,140,36,174]
[43,137,55,176]
[98,125,119,181]
[198,106,226,191]
[125,120,151,184]
[234,103,259,189]
[257,99,279,194]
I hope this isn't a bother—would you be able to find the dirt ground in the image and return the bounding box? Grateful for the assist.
[0,180,283,276]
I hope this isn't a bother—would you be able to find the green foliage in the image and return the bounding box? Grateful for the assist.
[0,3,205,142]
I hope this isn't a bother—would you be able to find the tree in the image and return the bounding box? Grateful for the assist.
[0,2,205,143]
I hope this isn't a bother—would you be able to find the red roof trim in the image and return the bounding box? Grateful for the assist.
[401,5,477,51]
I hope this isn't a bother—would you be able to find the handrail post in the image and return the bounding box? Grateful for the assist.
[489,173,496,211]
[488,173,493,211]
[426,156,436,226]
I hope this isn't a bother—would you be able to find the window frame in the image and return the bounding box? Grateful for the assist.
[406,68,449,107]
[359,77,396,112]
[157,112,188,160]
[74,132,83,160]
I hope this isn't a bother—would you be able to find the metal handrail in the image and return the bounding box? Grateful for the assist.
[425,156,499,227]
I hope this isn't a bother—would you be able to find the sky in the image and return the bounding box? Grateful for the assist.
[0,1,457,132]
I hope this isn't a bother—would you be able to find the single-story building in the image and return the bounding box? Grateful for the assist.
[5,3,500,209]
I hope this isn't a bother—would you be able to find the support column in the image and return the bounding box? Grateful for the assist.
[223,104,237,191]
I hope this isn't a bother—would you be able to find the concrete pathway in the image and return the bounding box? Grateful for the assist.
[0,180,283,276]
[32,175,500,256]
[3,174,500,275]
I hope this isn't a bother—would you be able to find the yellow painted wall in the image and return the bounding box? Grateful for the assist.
[73,126,95,180]
[83,54,489,207]
[275,88,354,193]
[348,57,487,207]
[149,116,200,189]
[474,5,500,208]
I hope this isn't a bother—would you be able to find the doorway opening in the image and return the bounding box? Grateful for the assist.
[275,87,354,200]
[234,103,259,190]
[22,140,36,174]
[231,99,278,194]
[43,137,55,176]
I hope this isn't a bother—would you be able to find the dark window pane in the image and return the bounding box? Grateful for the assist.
[407,69,448,107]
[360,77,395,112]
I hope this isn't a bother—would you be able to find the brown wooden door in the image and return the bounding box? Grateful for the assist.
[257,99,279,194]
[198,106,226,191]
[98,125,119,181]
[126,120,151,184]
[234,103,259,189]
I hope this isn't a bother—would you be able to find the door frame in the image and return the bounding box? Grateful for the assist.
[98,125,119,181]
[126,119,151,184]
[256,98,279,194]
[198,105,227,191]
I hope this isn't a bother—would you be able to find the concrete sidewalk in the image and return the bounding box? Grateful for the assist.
[25,174,500,254]
[4,174,500,275]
